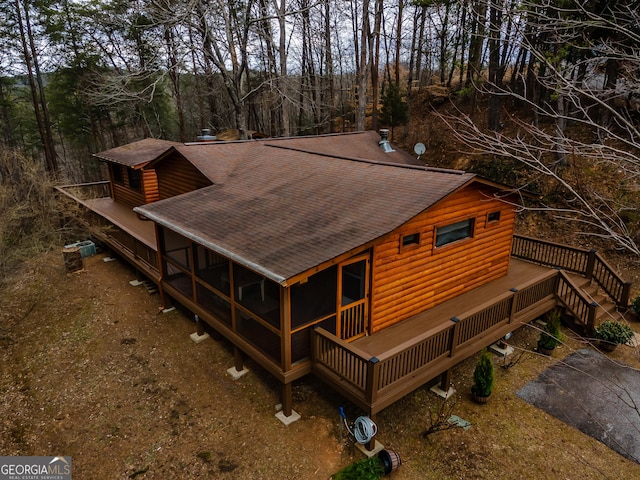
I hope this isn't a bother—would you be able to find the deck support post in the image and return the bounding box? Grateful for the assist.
[282,383,293,417]
[365,413,378,452]
[234,346,244,372]
[439,369,452,392]
[275,382,300,425]
[195,315,205,336]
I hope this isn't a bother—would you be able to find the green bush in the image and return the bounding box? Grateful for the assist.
[471,349,494,397]
[630,295,640,315]
[595,320,634,345]
[539,310,563,350]
[332,456,384,480]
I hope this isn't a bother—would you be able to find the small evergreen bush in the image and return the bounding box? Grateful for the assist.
[471,349,494,398]
[538,310,563,350]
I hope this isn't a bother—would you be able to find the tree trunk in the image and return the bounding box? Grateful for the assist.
[355,0,371,131]
[487,0,501,131]
[15,0,58,173]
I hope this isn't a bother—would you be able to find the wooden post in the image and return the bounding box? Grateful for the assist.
[509,288,519,322]
[620,282,632,310]
[234,346,244,372]
[585,249,597,278]
[365,357,380,406]
[365,412,378,452]
[449,318,460,357]
[587,302,598,336]
[195,315,204,336]
[439,368,452,392]
[281,383,293,417]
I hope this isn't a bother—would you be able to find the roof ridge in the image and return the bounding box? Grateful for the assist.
[264,143,468,175]
[183,131,369,147]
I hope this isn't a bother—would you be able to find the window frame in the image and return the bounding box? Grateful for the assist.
[434,218,475,248]
[112,164,124,185]
[401,232,421,249]
[487,211,501,224]
[127,168,142,191]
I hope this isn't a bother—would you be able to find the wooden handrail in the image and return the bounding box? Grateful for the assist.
[556,271,598,334]
[511,235,590,274]
[590,253,631,308]
[513,235,630,308]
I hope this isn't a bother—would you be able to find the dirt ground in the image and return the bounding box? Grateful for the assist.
[2,250,640,479]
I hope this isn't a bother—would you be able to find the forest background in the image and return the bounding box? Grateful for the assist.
[0,0,639,274]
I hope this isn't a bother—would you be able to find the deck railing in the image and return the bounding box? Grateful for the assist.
[556,271,598,333]
[56,182,159,276]
[312,270,559,415]
[56,181,112,201]
[512,235,630,308]
[340,301,366,341]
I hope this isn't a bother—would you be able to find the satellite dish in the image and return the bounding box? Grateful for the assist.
[413,142,426,157]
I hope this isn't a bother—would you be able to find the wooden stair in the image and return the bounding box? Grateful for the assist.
[562,277,625,334]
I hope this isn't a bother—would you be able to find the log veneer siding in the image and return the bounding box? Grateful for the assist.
[110,165,159,208]
[142,169,159,203]
[155,155,212,200]
[370,186,516,333]
[112,175,145,209]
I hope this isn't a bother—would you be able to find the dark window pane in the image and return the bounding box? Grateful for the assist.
[112,165,123,184]
[402,233,420,247]
[435,219,474,247]
[128,168,141,191]
[488,211,501,222]
[291,266,337,329]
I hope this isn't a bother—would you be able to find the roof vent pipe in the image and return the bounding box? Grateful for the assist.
[197,128,217,141]
[378,129,395,153]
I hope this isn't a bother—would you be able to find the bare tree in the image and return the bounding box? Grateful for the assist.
[13,0,58,173]
[439,0,640,255]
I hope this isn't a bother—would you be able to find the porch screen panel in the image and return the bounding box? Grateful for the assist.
[161,227,191,270]
[233,264,280,329]
[236,308,281,363]
[291,265,337,329]
[195,245,230,296]
[291,315,336,364]
[196,284,232,326]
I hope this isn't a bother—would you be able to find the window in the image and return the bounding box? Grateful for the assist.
[112,165,124,184]
[435,218,474,247]
[401,233,420,247]
[487,211,501,223]
[128,168,141,191]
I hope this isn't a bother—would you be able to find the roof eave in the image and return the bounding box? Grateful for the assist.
[134,206,287,285]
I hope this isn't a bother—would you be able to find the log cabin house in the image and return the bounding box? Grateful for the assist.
[57,131,632,427]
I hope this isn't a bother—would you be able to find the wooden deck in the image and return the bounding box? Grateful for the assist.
[85,197,157,249]
[354,258,550,358]
[312,237,631,417]
[57,184,159,281]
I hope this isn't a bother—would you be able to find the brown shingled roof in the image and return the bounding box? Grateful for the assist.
[93,138,181,168]
[136,139,476,284]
